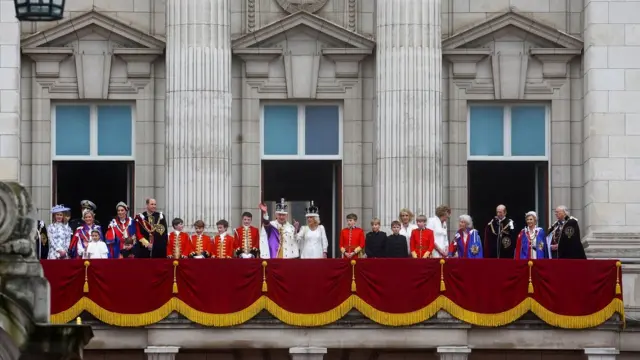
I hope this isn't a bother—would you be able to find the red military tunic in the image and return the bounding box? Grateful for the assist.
[410,228,435,258]
[234,226,260,257]
[190,233,213,258]
[339,227,365,258]
[167,231,191,259]
[213,233,235,258]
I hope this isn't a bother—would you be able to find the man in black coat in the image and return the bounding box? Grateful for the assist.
[134,198,168,258]
[484,204,516,258]
[548,206,586,259]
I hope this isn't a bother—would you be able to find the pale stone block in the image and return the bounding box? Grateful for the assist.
[95,0,135,12]
[585,202,626,227]
[585,113,625,136]
[610,181,640,203]
[0,134,18,157]
[551,144,570,165]
[585,25,625,47]
[584,90,609,113]
[550,0,566,12]
[610,91,640,112]
[0,157,18,180]
[609,47,640,69]
[453,0,469,12]
[584,1,609,26]
[551,165,571,187]
[134,0,151,12]
[610,1,640,24]
[626,114,640,135]
[625,204,640,226]
[584,348,619,360]
[626,25,640,46]
[625,70,640,90]
[452,13,487,33]
[532,13,566,31]
[584,46,608,71]
[626,159,640,180]
[587,158,625,181]
[0,68,18,90]
[0,113,18,135]
[610,135,640,158]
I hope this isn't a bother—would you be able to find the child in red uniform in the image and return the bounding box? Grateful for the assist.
[410,215,435,258]
[234,212,260,258]
[213,219,235,259]
[167,218,191,259]
[339,213,365,259]
[189,220,213,258]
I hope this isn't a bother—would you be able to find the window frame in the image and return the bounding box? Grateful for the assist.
[51,102,136,161]
[466,103,550,161]
[260,102,343,160]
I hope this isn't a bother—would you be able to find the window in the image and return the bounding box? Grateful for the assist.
[52,104,135,160]
[261,104,342,159]
[468,104,548,160]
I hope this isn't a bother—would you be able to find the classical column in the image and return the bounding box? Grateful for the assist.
[375,0,442,227]
[584,348,618,360]
[289,347,327,360]
[437,346,470,360]
[145,346,180,360]
[0,0,21,181]
[165,0,232,230]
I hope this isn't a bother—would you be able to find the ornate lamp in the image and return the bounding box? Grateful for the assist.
[14,0,65,21]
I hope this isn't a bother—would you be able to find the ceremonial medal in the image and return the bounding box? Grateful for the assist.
[538,241,545,250]
[471,244,479,255]
[501,236,511,248]
[564,226,575,238]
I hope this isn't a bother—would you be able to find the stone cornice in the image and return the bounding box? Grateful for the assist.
[234,49,283,78]
[442,49,491,79]
[232,11,375,50]
[322,48,372,78]
[530,48,581,78]
[21,47,73,78]
[442,11,583,50]
[113,48,163,78]
[20,10,165,49]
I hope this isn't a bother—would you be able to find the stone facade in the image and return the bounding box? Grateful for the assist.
[2,0,640,357]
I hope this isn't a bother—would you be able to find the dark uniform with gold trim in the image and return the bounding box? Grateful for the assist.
[134,211,169,258]
[36,220,49,259]
[484,217,516,259]
[550,216,586,259]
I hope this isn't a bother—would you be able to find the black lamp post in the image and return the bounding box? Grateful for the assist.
[14,0,65,21]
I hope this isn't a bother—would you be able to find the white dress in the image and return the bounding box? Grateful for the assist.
[399,223,418,256]
[427,216,449,258]
[85,241,108,259]
[297,225,328,259]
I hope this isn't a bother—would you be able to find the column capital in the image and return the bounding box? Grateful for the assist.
[584,348,619,359]
[437,346,471,360]
[145,346,180,360]
[289,347,327,360]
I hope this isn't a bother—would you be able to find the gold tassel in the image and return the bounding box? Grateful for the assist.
[351,260,357,293]
[262,261,268,293]
[616,261,622,295]
[83,261,90,293]
[528,261,534,294]
[440,259,446,292]
[76,317,82,325]
[172,260,179,294]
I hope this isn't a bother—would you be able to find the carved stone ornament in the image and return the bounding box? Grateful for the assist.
[276,0,328,13]
[0,182,35,258]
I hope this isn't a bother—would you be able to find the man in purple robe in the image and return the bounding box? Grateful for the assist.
[258,199,300,258]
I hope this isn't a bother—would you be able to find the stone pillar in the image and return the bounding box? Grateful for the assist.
[375,0,442,227]
[437,346,470,360]
[584,348,618,360]
[145,346,180,360]
[165,0,232,230]
[0,0,21,181]
[289,347,327,360]
[582,0,640,256]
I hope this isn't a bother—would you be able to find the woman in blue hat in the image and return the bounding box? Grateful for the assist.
[46,205,73,259]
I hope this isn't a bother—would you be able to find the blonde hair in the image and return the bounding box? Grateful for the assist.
[307,216,320,226]
[435,205,451,217]
[371,218,381,226]
[399,208,414,222]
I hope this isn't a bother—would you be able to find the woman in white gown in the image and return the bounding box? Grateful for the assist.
[296,201,328,259]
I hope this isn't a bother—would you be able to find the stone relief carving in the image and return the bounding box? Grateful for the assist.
[0,182,35,258]
[248,0,256,32]
[347,0,356,31]
[276,0,328,13]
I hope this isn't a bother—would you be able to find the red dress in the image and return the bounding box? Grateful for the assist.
[410,228,435,258]
[339,227,365,258]
[167,231,191,259]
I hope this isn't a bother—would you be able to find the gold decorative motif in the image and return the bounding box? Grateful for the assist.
[155,224,166,235]
[501,236,511,248]
[439,259,446,292]
[172,260,178,294]
[471,245,479,255]
[277,226,284,259]
[262,261,268,292]
[537,241,545,250]
[350,260,356,292]
[41,232,48,246]
[564,226,575,238]
[83,261,90,293]
[528,261,534,294]
[616,261,622,295]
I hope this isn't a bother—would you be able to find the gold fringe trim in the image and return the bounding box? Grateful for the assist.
[172,260,179,294]
[83,261,90,293]
[616,261,622,295]
[439,259,446,292]
[49,296,625,329]
[528,261,534,294]
[350,260,356,293]
[262,261,268,293]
